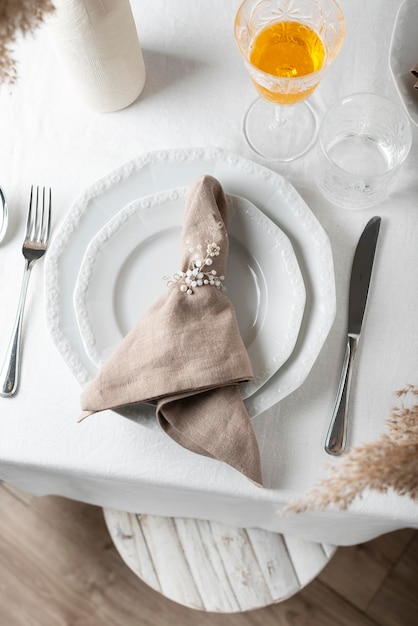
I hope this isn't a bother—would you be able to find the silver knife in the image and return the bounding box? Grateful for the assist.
[325,216,381,456]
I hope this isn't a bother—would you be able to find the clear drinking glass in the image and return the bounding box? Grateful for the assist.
[234,0,345,161]
[318,93,412,209]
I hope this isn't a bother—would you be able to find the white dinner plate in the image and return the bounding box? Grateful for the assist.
[73,187,306,400]
[389,0,418,127]
[45,147,336,418]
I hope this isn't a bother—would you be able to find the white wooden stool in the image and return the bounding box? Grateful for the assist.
[103,509,336,612]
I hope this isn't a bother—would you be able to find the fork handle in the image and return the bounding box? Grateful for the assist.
[324,334,358,456]
[0,262,32,397]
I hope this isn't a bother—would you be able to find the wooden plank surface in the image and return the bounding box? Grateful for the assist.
[175,518,242,612]
[1,483,417,625]
[368,532,418,626]
[319,525,415,611]
[103,508,336,612]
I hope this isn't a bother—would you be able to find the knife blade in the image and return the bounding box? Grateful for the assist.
[325,216,381,455]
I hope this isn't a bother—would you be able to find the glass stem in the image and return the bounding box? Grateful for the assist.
[269,105,288,130]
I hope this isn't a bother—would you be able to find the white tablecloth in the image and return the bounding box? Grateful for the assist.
[0,0,417,546]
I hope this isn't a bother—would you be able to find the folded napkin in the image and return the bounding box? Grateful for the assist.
[80,175,263,486]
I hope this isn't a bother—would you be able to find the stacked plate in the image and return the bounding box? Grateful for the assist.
[389,0,418,128]
[45,147,336,419]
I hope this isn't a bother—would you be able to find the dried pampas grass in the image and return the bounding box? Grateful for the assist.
[285,385,418,513]
[0,0,55,83]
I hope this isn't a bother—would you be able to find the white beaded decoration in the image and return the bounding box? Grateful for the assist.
[165,240,226,295]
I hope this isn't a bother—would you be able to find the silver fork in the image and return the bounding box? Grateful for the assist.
[0,186,52,397]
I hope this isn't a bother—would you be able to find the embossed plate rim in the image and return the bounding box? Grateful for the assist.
[72,187,306,400]
[45,146,336,418]
[389,0,418,127]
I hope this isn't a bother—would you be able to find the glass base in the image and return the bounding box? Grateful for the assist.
[243,98,318,162]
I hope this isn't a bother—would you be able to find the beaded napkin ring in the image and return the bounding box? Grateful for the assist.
[165,239,226,295]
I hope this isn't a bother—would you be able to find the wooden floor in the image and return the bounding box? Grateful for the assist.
[0,482,417,626]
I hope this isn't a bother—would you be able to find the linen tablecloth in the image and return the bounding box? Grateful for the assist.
[0,0,417,546]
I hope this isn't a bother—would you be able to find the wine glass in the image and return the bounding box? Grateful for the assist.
[234,0,345,162]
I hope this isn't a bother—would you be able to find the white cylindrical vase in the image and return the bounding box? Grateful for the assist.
[48,0,146,112]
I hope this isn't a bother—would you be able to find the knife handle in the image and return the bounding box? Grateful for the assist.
[325,334,358,455]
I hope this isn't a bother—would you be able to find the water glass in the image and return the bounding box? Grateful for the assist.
[318,93,412,209]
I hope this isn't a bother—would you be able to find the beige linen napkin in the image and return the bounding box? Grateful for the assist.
[80,175,262,486]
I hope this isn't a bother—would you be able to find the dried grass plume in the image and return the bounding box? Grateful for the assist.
[0,0,55,83]
[285,385,418,513]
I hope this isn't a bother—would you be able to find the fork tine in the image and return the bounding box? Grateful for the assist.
[38,186,47,243]
[38,187,45,242]
[43,187,52,243]
[34,186,41,242]
[25,186,35,240]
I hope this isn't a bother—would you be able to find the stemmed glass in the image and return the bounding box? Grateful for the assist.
[234,0,345,162]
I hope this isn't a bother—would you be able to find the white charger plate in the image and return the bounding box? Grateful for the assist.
[389,0,418,127]
[45,147,336,418]
[73,187,306,400]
